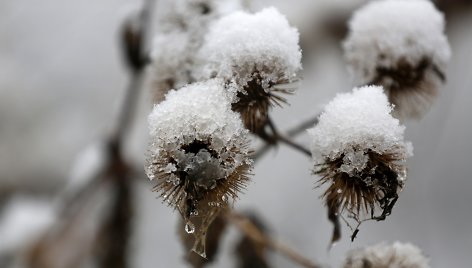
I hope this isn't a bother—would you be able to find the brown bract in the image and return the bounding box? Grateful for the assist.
[146,138,251,257]
[369,57,446,118]
[315,146,408,242]
[231,72,293,133]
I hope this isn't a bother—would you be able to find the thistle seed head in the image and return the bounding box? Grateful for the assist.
[196,7,302,131]
[343,242,430,268]
[308,86,412,242]
[343,0,450,118]
[145,79,253,256]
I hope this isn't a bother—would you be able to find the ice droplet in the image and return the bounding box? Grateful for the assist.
[185,222,195,234]
[190,209,199,216]
[336,189,343,194]
[221,195,227,202]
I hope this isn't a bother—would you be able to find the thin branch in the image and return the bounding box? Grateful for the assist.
[267,117,311,156]
[286,116,319,138]
[253,115,319,160]
[226,211,322,268]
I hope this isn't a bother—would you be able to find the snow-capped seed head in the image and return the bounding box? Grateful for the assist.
[150,0,245,103]
[145,79,252,251]
[308,86,412,242]
[343,0,451,118]
[197,7,302,131]
[146,79,251,212]
[343,242,430,268]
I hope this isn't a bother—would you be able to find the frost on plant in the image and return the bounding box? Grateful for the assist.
[150,0,245,102]
[308,86,412,242]
[343,242,430,268]
[196,7,302,132]
[145,78,252,257]
[343,0,451,118]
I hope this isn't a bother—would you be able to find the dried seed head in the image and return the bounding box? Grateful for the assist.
[343,0,451,118]
[145,78,252,257]
[343,242,430,268]
[196,7,302,131]
[308,86,412,242]
[150,0,246,103]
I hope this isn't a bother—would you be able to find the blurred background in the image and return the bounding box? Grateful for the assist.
[1,0,471,267]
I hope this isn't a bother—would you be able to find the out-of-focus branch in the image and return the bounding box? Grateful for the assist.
[113,0,155,148]
[226,212,322,268]
[95,0,156,267]
[26,1,156,268]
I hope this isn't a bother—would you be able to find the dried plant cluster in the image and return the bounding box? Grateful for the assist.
[143,0,450,266]
[146,2,304,259]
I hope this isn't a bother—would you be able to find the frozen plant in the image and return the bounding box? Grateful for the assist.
[308,86,412,242]
[145,78,252,257]
[343,241,430,268]
[18,0,455,267]
[196,7,302,132]
[343,0,451,118]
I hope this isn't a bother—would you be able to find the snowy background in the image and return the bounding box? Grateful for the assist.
[1,0,471,267]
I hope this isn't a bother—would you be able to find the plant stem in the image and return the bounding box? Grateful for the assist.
[226,211,322,268]
[253,115,318,160]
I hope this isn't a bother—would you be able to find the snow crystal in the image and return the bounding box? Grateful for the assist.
[196,7,302,89]
[343,241,430,268]
[146,78,251,183]
[343,0,451,84]
[308,86,412,174]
